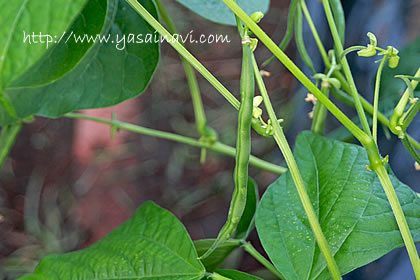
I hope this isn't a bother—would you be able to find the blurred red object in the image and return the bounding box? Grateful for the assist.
[72,100,138,164]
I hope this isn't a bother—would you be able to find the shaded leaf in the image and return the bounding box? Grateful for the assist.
[256,131,420,280]
[175,0,270,26]
[20,202,206,280]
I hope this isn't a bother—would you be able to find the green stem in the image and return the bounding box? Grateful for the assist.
[241,241,285,280]
[221,0,368,145]
[328,0,346,45]
[155,0,208,135]
[362,132,420,278]
[340,46,366,60]
[300,0,330,67]
[221,6,419,274]
[321,0,372,137]
[332,86,420,153]
[312,86,330,135]
[0,91,17,118]
[332,70,351,94]
[125,0,240,110]
[327,54,420,278]
[372,56,388,143]
[252,55,342,280]
[0,122,22,167]
[64,113,287,175]
[319,8,420,265]
[375,164,420,278]
[155,0,214,163]
[330,87,354,106]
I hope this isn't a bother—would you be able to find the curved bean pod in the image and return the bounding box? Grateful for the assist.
[295,3,316,73]
[200,38,254,259]
[262,0,299,67]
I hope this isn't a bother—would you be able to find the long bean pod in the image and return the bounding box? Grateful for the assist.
[401,135,420,165]
[200,37,254,260]
[295,3,316,73]
[262,0,298,67]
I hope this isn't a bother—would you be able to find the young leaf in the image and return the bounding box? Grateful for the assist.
[0,0,160,125]
[19,202,206,280]
[194,239,241,272]
[175,0,270,26]
[235,177,259,239]
[256,131,420,280]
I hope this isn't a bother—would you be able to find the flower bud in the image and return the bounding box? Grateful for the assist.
[357,45,376,57]
[388,54,400,68]
[250,11,264,23]
[357,32,378,57]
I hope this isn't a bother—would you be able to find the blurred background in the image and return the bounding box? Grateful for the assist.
[1,0,420,279]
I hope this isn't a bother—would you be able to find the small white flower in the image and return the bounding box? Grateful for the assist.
[410,97,419,104]
[253,96,263,107]
[260,70,271,77]
[305,93,317,105]
[308,111,314,119]
[252,96,263,119]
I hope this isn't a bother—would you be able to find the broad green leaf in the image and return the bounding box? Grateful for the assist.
[235,177,259,239]
[10,0,109,88]
[213,269,263,280]
[194,239,241,272]
[175,0,270,26]
[0,0,87,90]
[380,35,420,116]
[0,0,160,125]
[19,202,206,280]
[256,131,420,280]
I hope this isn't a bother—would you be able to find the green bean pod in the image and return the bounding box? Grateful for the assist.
[280,0,299,50]
[251,118,273,137]
[295,3,316,73]
[402,102,420,132]
[401,134,420,165]
[262,0,299,67]
[200,39,254,259]
[329,0,346,45]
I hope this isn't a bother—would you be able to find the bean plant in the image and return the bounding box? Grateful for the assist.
[1,0,420,279]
